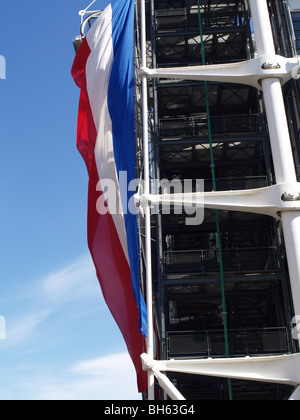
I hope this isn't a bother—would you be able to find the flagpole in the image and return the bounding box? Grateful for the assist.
[140,0,155,400]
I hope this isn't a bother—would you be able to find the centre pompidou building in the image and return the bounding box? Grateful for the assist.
[134,0,300,400]
[74,0,300,400]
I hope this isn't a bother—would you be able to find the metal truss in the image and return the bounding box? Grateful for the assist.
[138,0,300,400]
[141,352,300,400]
[136,182,300,219]
[140,54,300,90]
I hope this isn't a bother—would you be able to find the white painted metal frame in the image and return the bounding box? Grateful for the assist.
[139,55,300,90]
[136,182,300,220]
[138,0,300,400]
[78,0,99,23]
[140,0,155,401]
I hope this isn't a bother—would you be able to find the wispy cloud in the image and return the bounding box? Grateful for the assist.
[39,254,98,303]
[1,254,101,349]
[70,352,136,377]
[0,256,137,400]
[20,352,140,400]
[1,311,49,349]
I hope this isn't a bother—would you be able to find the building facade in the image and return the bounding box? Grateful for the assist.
[135,0,300,400]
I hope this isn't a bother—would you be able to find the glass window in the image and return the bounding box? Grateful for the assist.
[293,21,300,30]
[292,12,300,20]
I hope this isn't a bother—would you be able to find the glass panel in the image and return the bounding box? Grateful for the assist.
[293,21,300,30]
[292,12,300,20]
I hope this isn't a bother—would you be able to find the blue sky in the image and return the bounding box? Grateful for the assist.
[0,0,140,400]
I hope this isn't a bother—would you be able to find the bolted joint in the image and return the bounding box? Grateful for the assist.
[138,67,152,79]
[281,190,300,202]
[262,60,281,70]
[134,193,151,208]
[141,353,155,372]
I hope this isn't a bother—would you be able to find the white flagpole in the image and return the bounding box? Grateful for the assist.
[249,0,300,337]
[140,0,155,400]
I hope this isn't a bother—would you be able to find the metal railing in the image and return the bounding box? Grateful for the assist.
[159,114,261,139]
[167,327,290,358]
[155,6,247,33]
[164,247,279,276]
[204,176,268,191]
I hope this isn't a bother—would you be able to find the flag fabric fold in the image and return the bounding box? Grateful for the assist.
[71,0,147,393]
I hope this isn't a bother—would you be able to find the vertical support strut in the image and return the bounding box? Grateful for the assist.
[249,0,300,335]
[140,0,155,400]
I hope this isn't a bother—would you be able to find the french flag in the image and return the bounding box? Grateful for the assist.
[71,0,147,393]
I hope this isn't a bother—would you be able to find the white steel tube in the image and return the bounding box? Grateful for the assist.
[140,0,155,400]
[289,385,300,400]
[249,0,300,337]
[249,0,276,57]
[261,78,297,185]
[282,213,300,320]
[152,367,186,400]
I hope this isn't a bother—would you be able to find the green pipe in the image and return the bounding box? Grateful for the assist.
[197,1,233,401]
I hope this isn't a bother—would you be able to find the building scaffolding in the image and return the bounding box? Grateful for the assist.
[135,0,300,400]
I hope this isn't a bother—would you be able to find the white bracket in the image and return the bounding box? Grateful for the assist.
[141,353,300,394]
[141,354,186,400]
[139,55,300,90]
[135,183,300,220]
[78,0,98,23]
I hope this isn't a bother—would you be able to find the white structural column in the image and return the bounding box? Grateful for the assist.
[140,0,155,400]
[249,0,300,325]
